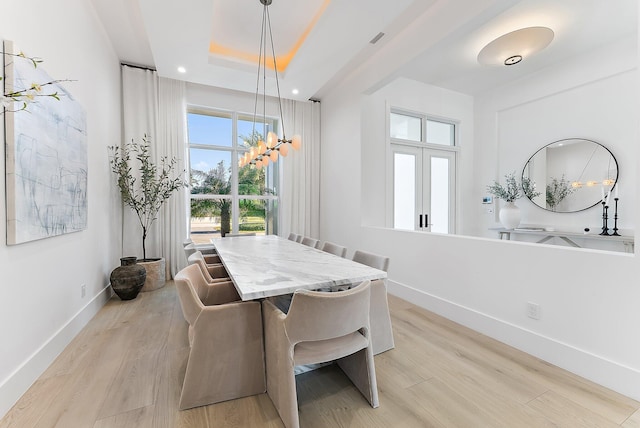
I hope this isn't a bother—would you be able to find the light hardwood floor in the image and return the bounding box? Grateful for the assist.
[2,282,639,428]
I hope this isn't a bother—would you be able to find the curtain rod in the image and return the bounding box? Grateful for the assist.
[121,62,156,72]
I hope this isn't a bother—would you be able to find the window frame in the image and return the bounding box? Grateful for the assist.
[187,106,281,237]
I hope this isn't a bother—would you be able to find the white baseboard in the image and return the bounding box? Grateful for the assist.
[388,280,640,402]
[0,285,113,418]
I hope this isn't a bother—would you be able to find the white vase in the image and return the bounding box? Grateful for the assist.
[499,201,521,229]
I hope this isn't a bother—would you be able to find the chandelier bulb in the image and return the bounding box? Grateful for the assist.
[269,150,279,162]
[258,140,267,155]
[267,131,277,148]
[291,134,302,150]
[279,143,289,157]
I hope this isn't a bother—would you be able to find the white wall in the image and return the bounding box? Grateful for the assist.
[320,21,640,403]
[361,78,475,234]
[187,82,280,115]
[474,37,638,245]
[0,1,122,417]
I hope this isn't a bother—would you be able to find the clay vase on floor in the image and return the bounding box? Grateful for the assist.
[110,257,146,300]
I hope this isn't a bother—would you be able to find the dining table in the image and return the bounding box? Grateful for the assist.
[212,235,387,301]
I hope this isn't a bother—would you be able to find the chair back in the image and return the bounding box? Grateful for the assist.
[184,243,198,258]
[183,238,194,247]
[321,241,347,258]
[179,263,212,302]
[224,233,256,237]
[287,232,299,241]
[352,250,390,272]
[301,236,319,248]
[187,251,215,282]
[175,265,205,326]
[284,280,371,345]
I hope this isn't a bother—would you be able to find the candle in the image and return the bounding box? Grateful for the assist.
[601,186,605,203]
[615,184,619,198]
[605,190,611,207]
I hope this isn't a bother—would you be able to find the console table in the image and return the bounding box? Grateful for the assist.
[493,228,634,253]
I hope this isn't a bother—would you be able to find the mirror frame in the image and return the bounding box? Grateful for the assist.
[522,138,618,213]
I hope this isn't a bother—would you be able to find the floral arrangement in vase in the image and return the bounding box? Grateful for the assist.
[486,172,540,229]
[486,172,540,202]
[545,175,574,211]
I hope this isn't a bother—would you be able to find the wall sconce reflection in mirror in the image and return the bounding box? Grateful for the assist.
[522,138,618,213]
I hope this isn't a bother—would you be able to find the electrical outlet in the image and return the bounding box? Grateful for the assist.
[527,302,541,320]
[81,284,86,298]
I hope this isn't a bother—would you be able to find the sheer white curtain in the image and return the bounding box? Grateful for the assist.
[121,65,188,278]
[281,99,321,239]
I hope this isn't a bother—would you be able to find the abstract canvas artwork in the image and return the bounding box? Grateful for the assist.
[3,40,87,245]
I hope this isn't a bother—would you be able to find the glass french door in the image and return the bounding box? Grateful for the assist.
[393,146,456,233]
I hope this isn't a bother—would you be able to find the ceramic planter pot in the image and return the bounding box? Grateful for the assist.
[139,257,166,292]
[499,201,521,229]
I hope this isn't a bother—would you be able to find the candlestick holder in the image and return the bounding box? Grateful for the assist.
[599,202,610,236]
[612,197,620,236]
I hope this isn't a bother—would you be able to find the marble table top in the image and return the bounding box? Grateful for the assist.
[212,235,387,301]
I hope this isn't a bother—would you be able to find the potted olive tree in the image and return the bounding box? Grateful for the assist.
[109,135,186,294]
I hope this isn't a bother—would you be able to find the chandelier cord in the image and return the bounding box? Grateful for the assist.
[251,4,268,145]
[240,0,301,168]
[263,5,268,142]
[266,5,287,141]
[575,145,598,183]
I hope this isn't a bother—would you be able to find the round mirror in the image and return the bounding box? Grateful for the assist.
[522,138,618,213]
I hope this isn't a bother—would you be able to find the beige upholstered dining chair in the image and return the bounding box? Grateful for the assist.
[187,251,228,282]
[321,241,347,258]
[295,235,303,243]
[224,232,256,237]
[262,280,378,428]
[184,243,198,259]
[175,264,266,410]
[185,243,221,264]
[352,250,394,355]
[300,236,319,248]
[183,238,217,255]
[287,232,299,241]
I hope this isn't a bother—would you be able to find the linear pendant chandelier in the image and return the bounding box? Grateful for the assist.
[239,0,301,169]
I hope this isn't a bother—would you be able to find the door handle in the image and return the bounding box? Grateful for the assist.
[419,214,423,228]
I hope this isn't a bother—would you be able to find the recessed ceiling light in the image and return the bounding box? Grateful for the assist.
[292,89,299,95]
[177,66,186,73]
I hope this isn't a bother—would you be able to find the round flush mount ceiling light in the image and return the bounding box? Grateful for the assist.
[477,26,554,66]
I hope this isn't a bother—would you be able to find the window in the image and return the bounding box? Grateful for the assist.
[187,108,279,243]
[390,110,457,234]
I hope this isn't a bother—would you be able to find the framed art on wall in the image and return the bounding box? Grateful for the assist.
[3,40,87,245]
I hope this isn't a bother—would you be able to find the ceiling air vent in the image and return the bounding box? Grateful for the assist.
[369,32,385,45]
